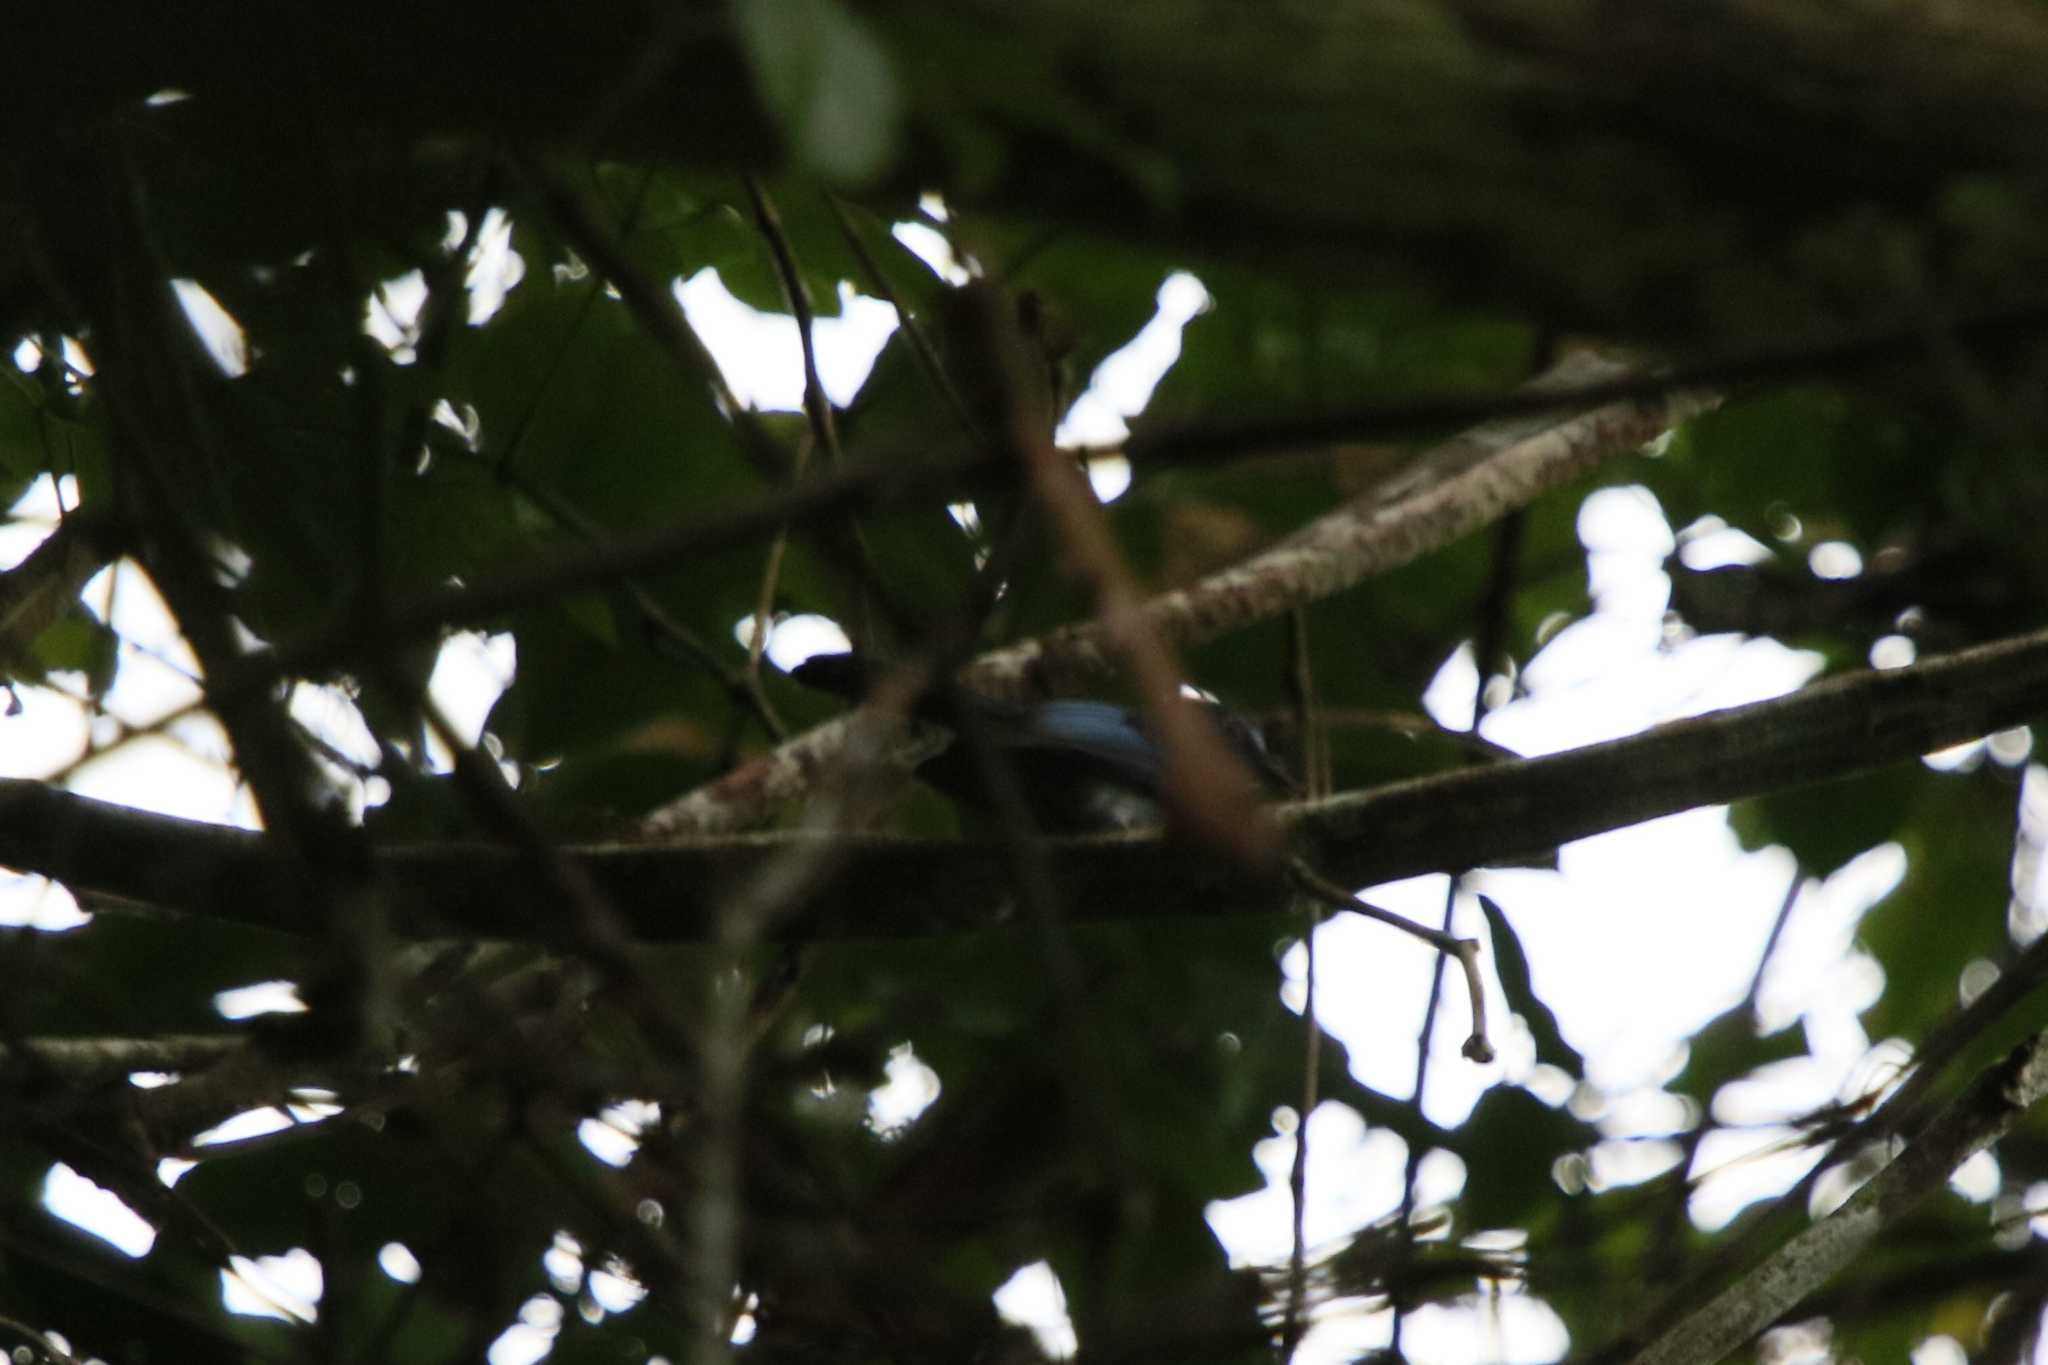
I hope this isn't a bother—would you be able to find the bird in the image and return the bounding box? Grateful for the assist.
[789,650,1495,1062]
[787,651,1292,833]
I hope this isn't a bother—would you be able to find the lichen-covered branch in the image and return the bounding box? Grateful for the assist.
[646,354,1710,835]
[1627,1030,2048,1365]
[964,353,1716,698]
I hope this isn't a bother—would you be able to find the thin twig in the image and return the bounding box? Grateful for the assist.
[1280,608,1326,1363]
[1394,512,1520,1348]
[492,169,636,482]
[0,1312,88,1365]
[744,176,842,466]
[521,155,791,480]
[222,442,985,700]
[1287,861,1491,1064]
[684,654,933,1361]
[740,174,845,737]
[371,663,700,1089]
[825,193,979,442]
[1279,907,1319,1363]
[1643,867,1807,1288]
[1123,296,2048,470]
[472,443,785,739]
[1395,876,1463,1361]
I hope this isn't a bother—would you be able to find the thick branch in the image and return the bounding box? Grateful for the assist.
[1627,1029,2048,1365]
[234,444,992,693]
[6,624,2046,941]
[967,352,1717,697]
[646,357,1709,834]
[14,2,2048,347]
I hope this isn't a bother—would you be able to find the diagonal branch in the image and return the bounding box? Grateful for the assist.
[1626,1028,2048,1365]
[644,352,1716,835]
[0,1034,242,1087]
[199,350,1706,743]
[1116,296,2048,472]
[1607,887,2048,1359]
[7,620,2047,942]
[956,281,1278,866]
[965,351,1717,698]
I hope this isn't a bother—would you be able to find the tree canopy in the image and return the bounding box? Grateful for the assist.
[8,4,2048,1364]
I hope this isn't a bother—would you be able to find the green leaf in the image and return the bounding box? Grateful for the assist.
[1455,1086,1597,1230]
[1672,1000,1806,1098]
[1857,769,2016,1043]
[734,0,903,184]
[1479,894,1584,1079]
[26,606,119,697]
[1657,386,1927,546]
[1729,766,1923,876]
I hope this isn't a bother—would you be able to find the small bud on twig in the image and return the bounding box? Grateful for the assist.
[1288,858,1494,1064]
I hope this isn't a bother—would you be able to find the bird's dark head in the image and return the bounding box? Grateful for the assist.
[787,651,873,700]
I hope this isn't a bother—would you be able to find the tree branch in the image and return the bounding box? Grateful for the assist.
[1626,1028,2048,1365]
[0,1034,241,1087]
[645,352,1714,833]
[1119,299,2048,475]
[9,622,2048,941]
[970,351,1717,697]
[1602,891,2048,1360]
[16,2,2048,350]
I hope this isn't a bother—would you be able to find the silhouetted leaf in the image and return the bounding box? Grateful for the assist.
[1480,894,1584,1079]
[735,0,903,184]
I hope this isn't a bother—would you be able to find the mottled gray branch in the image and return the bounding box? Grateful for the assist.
[644,355,1713,836]
[964,354,1717,699]
[1627,1029,2048,1365]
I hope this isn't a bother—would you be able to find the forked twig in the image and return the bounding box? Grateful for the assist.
[1287,859,1493,1064]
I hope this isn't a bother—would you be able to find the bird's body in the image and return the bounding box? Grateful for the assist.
[927,698,1179,832]
[788,651,1493,1059]
[789,653,1289,832]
